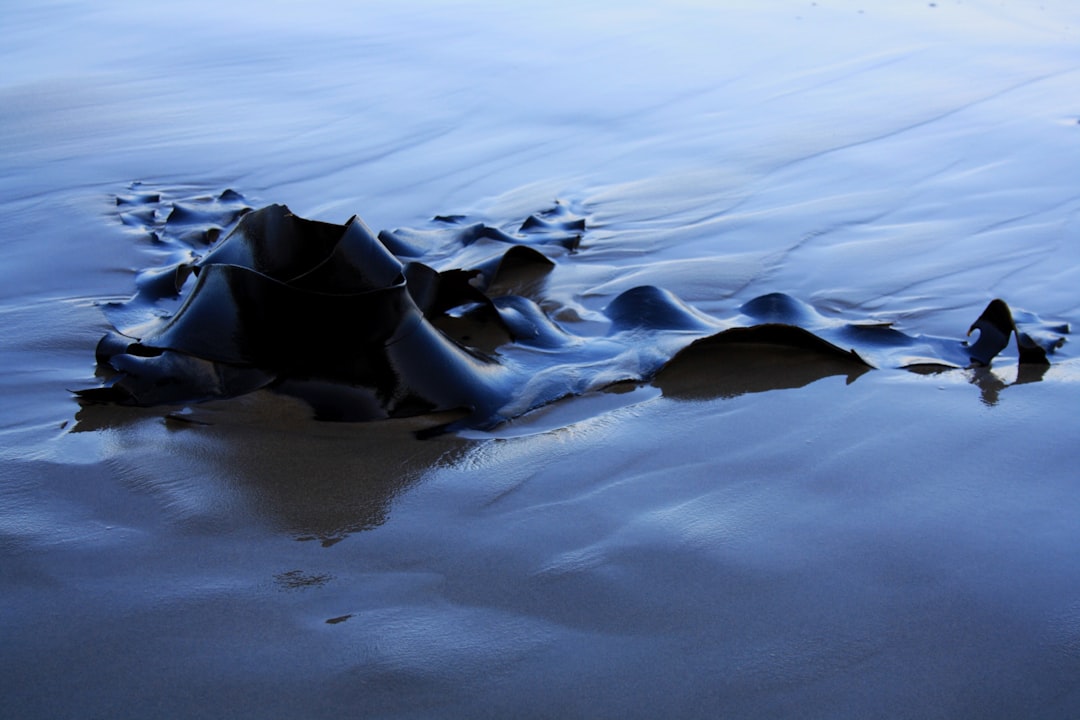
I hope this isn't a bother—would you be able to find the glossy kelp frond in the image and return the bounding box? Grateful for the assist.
[77,185,1067,428]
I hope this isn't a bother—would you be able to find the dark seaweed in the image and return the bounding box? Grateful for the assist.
[77,185,1068,428]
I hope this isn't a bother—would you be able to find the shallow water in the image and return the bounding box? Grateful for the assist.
[2,1,1080,717]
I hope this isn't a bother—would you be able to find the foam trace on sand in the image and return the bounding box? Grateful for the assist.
[75,185,1068,430]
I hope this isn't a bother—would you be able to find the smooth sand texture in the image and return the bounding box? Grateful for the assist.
[2,2,1079,717]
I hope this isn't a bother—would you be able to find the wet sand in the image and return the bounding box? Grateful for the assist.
[2,1,1080,718]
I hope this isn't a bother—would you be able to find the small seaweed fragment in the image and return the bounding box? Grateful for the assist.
[968,298,1058,366]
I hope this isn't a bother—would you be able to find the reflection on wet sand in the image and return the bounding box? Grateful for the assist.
[907,361,1052,407]
[68,329,1056,550]
[72,395,471,545]
[970,364,1047,406]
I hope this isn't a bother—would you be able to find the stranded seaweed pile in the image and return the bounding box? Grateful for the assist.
[77,186,1068,429]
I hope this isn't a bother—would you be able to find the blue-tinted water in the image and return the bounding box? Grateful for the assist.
[2,1,1079,717]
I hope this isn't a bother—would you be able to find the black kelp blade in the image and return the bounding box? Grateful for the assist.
[966,297,1063,366]
[195,204,346,282]
[289,215,404,293]
[75,351,275,407]
[143,264,416,374]
[967,298,1016,366]
[653,325,872,400]
[78,185,1067,429]
[605,285,718,332]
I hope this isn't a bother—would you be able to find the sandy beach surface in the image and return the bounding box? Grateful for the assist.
[2,1,1080,717]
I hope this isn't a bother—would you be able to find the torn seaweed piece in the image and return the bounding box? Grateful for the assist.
[967,298,1015,365]
[967,298,1056,366]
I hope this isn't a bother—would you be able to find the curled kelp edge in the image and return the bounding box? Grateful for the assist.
[78,188,592,428]
[76,185,1068,432]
